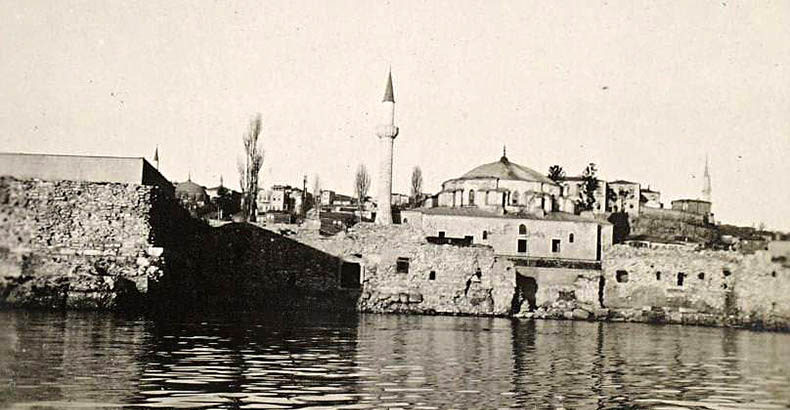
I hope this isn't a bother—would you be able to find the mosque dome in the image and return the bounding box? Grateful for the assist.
[459,154,556,185]
[175,180,208,200]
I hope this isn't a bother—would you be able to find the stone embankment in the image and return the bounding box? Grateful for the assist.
[0,176,184,309]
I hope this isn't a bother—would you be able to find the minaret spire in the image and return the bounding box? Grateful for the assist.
[375,67,399,225]
[702,154,712,202]
[153,146,159,170]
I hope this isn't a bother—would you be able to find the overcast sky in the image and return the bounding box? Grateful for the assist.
[1,1,788,230]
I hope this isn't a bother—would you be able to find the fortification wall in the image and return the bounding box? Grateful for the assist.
[630,208,718,243]
[293,224,516,316]
[0,176,173,309]
[603,245,790,329]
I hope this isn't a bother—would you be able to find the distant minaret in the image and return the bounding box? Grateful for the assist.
[375,69,399,225]
[702,154,712,202]
[153,146,160,170]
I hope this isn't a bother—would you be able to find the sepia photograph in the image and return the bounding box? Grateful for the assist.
[1,1,789,408]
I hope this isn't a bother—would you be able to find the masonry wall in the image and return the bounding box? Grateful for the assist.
[0,176,172,309]
[293,224,516,316]
[630,207,718,243]
[603,245,790,329]
[421,214,608,261]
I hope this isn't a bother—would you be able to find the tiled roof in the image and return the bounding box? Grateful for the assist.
[453,156,556,185]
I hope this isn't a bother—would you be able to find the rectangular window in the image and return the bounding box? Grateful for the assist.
[438,231,445,238]
[552,239,561,253]
[517,239,527,253]
[396,257,410,273]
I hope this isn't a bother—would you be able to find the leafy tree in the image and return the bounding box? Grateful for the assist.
[410,166,423,207]
[354,164,371,222]
[237,114,264,222]
[547,165,566,183]
[578,163,599,212]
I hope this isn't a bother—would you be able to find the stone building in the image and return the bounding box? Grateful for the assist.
[608,180,641,215]
[671,199,713,223]
[640,187,662,208]
[560,176,608,214]
[436,151,572,215]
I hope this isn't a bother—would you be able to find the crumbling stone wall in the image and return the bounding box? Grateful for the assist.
[630,208,718,243]
[292,223,516,316]
[603,245,790,329]
[0,176,182,309]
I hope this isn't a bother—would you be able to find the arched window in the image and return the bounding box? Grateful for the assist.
[518,224,527,236]
[512,190,519,205]
[482,230,488,240]
[569,233,574,243]
[468,190,475,205]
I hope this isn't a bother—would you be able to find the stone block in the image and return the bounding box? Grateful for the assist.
[408,292,423,303]
[572,308,591,320]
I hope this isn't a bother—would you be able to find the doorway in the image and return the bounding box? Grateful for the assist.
[513,274,538,313]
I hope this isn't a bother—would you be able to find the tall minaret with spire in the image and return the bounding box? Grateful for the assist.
[375,69,399,225]
[702,154,712,202]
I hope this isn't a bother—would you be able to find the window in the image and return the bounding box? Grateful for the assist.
[517,239,527,253]
[552,239,561,253]
[482,230,488,240]
[438,231,445,238]
[656,271,661,280]
[468,190,475,205]
[518,224,527,236]
[616,270,629,283]
[677,272,685,286]
[512,191,519,205]
[429,270,436,280]
[464,235,474,244]
[403,218,408,224]
[697,272,705,280]
[396,257,410,273]
[569,233,574,243]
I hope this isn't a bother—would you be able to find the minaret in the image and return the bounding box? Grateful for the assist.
[375,69,399,225]
[153,146,160,170]
[702,154,712,202]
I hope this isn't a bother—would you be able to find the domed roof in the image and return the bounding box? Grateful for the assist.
[175,179,207,195]
[458,155,556,185]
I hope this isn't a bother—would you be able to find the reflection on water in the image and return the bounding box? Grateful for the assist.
[1,311,789,409]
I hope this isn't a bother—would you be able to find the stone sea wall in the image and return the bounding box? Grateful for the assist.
[603,245,790,330]
[0,176,177,309]
[292,224,516,316]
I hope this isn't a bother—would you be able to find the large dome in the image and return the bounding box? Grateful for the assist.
[459,155,556,185]
[175,180,207,196]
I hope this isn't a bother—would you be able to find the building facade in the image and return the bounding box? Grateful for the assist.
[608,180,641,215]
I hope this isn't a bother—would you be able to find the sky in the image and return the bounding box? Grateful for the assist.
[1,1,788,230]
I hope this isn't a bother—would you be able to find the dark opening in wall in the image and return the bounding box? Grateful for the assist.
[438,231,445,238]
[475,267,482,280]
[723,268,731,277]
[552,239,561,253]
[772,271,777,278]
[677,272,685,286]
[339,262,361,289]
[482,230,488,240]
[464,235,474,244]
[403,218,408,223]
[569,233,574,243]
[429,270,436,280]
[396,257,410,273]
[616,270,629,283]
[656,271,662,280]
[698,272,705,280]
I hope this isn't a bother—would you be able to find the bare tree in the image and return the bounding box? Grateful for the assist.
[312,174,321,219]
[410,166,423,208]
[354,164,371,222]
[237,114,264,222]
